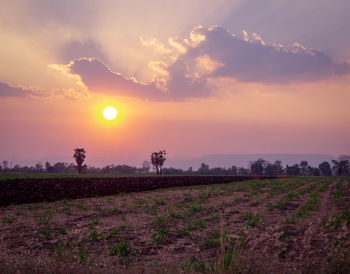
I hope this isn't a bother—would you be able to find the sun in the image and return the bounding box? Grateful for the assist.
[103,106,118,120]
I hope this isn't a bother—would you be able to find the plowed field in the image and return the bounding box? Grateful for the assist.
[1,177,349,273]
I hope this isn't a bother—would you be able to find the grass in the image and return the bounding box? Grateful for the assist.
[187,205,207,216]
[333,181,344,199]
[110,225,127,235]
[34,210,54,225]
[240,212,262,227]
[296,193,319,218]
[329,211,350,228]
[110,239,131,257]
[2,215,15,224]
[152,227,169,244]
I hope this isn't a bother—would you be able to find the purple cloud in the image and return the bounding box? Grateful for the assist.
[69,58,165,99]
[59,39,109,64]
[0,82,43,97]
[64,26,350,101]
[186,26,350,83]
[68,58,208,100]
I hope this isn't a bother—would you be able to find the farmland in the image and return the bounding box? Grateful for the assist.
[0,177,349,273]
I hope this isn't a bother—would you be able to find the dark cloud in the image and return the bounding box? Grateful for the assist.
[187,26,350,83]
[0,82,43,97]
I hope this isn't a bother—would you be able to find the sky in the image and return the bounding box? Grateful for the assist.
[0,0,349,167]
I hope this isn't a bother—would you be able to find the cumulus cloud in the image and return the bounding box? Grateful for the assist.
[0,82,46,97]
[56,26,350,101]
[183,26,350,84]
[67,58,166,99]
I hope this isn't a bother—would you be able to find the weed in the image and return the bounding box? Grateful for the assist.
[103,207,120,215]
[240,213,261,227]
[152,227,169,244]
[204,230,220,248]
[89,229,99,241]
[110,239,131,257]
[187,205,206,216]
[296,193,319,218]
[2,215,15,224]
[285,214,296,224]
[78,246,90,264]
[329,211,350,228]
[93,205,102,211]
[90,217,99,227]
[154,197,166,206]
[169,211,182,219]
[34,210,54,225]
[144,206,158,215]
[183,193,193,202]
[187,219,206,231]
[39,226,67,239]
[62,206,71,215]
[110,225,127,235]
[75,199,86,210]
[176,227,190,237]
[27,204,40,210]
[333,181,344,199]
[106,197,113,204]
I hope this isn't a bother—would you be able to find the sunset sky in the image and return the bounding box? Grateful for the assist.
[1,0,349,167]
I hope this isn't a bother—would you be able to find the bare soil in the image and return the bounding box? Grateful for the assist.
[0,177,349,273]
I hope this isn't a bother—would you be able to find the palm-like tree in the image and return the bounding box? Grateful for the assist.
[73,148,86,174]
[151,150,166,175]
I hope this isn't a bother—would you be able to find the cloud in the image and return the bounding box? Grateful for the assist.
[0,82,46,97]
[59,39,109,64]
[56,26,350,101]
[182,26,350,84]
[67,58,166,99]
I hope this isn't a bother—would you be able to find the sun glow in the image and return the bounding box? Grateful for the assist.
[103,106,118,120]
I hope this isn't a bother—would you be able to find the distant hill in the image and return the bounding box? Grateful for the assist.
[166,154,335,169]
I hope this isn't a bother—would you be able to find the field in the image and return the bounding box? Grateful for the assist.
[0,177,349,273]
[0,173,148,180]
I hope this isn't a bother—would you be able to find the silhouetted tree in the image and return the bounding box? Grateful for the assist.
[197,163,210,175]
[231,165,238,176]
[238,167,250,176]
[264,160,283,176]
[250,158,267,176]
[300,161,309,175]
[151,150,166,175]
[187,167,193,175]
[318,161,332,176]
[73,148,86,174]
[332,159,350,176]
[35,162,43,172]
[286,164,300,176]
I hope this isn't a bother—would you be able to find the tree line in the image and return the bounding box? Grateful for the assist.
[1,149,349,177]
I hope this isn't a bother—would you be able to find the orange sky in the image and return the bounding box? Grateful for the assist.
[1,1,349,166]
